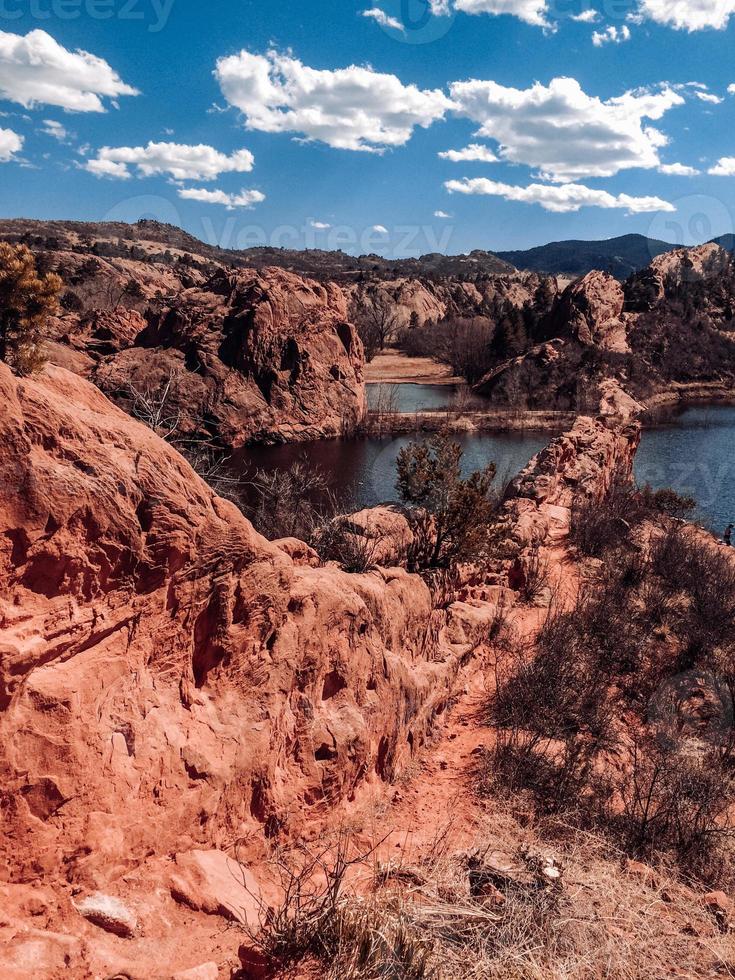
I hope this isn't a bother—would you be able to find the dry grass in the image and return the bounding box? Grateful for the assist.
[241,812,735,979]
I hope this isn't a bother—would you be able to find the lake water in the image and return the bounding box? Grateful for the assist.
[366,382,488,413]
[635,405,735,535]
[239,391,735,533]
[241,429,553,510]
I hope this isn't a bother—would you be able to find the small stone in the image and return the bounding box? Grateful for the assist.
[74,892,137,938]
[703,890,732,931]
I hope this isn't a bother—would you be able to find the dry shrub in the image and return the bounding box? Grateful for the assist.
[485,535,735,887]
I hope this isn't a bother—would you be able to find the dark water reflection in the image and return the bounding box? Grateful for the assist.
[238,430,553,510]
[366,382,488,413]
[635,405,735,535]
[234,400,735,533]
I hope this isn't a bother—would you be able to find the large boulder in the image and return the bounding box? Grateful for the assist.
[551,271,629,352]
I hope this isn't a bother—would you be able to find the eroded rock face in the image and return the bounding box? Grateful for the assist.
[0,362,642,973]
[650,242,731,291]
[346,274,552,329]
[552,271,629,352]
[89,267,366,447]
[45,262,366,447]
[0,363,488,897]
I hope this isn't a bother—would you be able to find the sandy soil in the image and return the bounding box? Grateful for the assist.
[364,351,462,385]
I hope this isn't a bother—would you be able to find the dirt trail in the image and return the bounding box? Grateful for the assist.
[341,537,581,872]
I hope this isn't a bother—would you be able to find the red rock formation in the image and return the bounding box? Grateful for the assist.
[0,354,641,974]
[0,362,500,973]
[87,266,367,447]
[552,270,630,352]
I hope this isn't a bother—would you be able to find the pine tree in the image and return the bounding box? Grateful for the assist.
[0,243,61,375]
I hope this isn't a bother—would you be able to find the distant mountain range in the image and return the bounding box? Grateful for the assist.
[1,219,734,283]
[495,234,679,280]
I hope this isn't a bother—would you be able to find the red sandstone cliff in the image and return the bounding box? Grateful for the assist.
[0,362,639,976]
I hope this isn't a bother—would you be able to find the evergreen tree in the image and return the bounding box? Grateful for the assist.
[0,243,61,375]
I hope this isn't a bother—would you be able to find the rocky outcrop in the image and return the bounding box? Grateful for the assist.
[0,360,642,973]
[550,270,629,352]
[53,265,366,447]
[346,273,553,329]
[0,363,501,971]
[649,242,731,292]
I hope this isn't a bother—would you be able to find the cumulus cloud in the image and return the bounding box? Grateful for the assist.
[708,157,735,175]
[592,24,631,45]
[571,9,599,21]
[84,142,255,181]
[434,209,452,218]
[449,76,683,182]
[362,7,405,30]
[0,127,22,161]
[214,49,451,152]
[445,176,675,212]
[177,187,265,209]
[454,0,550,27]
[694,90,723,103]
[372,224,389,233]
[41,119,69,141]
[0,29,137,112]
[659,162,700,175]
[310,219,331,228]
[638,0,735,31]
[438,143,498,162]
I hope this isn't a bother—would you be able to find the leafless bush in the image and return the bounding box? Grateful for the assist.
[314,516,388,573]
[608,738,735,887]
[126,368,182,441]
[484,536,735,886]
[239,833,435,978]
[517,542,550,604]
[244,459,338,543]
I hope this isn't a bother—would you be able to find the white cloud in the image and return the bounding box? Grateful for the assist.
[694,90,723,103]
[449,76,683,182]
[177,187,265,209]
[41,119,68,141]
[214,49,451,152]
[0,127,22,162]
[430,0,452,12]
[454,0,550,27]
[445,176,674,213]
[729,84,735,94]
[310,219,331,228]
[571,8,599,21]
[362,7,405,30]
[709,157,735,175]
[592,24,631,45]
[0,29,138,112]
[84,142,255,181]
[659,162,700,175]
[372,224,389,233]
[434,209,452,218]
[638,0,735,31]
[438,142,498,162]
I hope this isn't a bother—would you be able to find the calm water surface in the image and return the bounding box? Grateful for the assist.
[635,405,735,535]
[367,382,487,413]
[241,430,552,510]
[239,391,735,531]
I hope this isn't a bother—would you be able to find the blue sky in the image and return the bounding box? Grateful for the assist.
[1,0,735,255]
